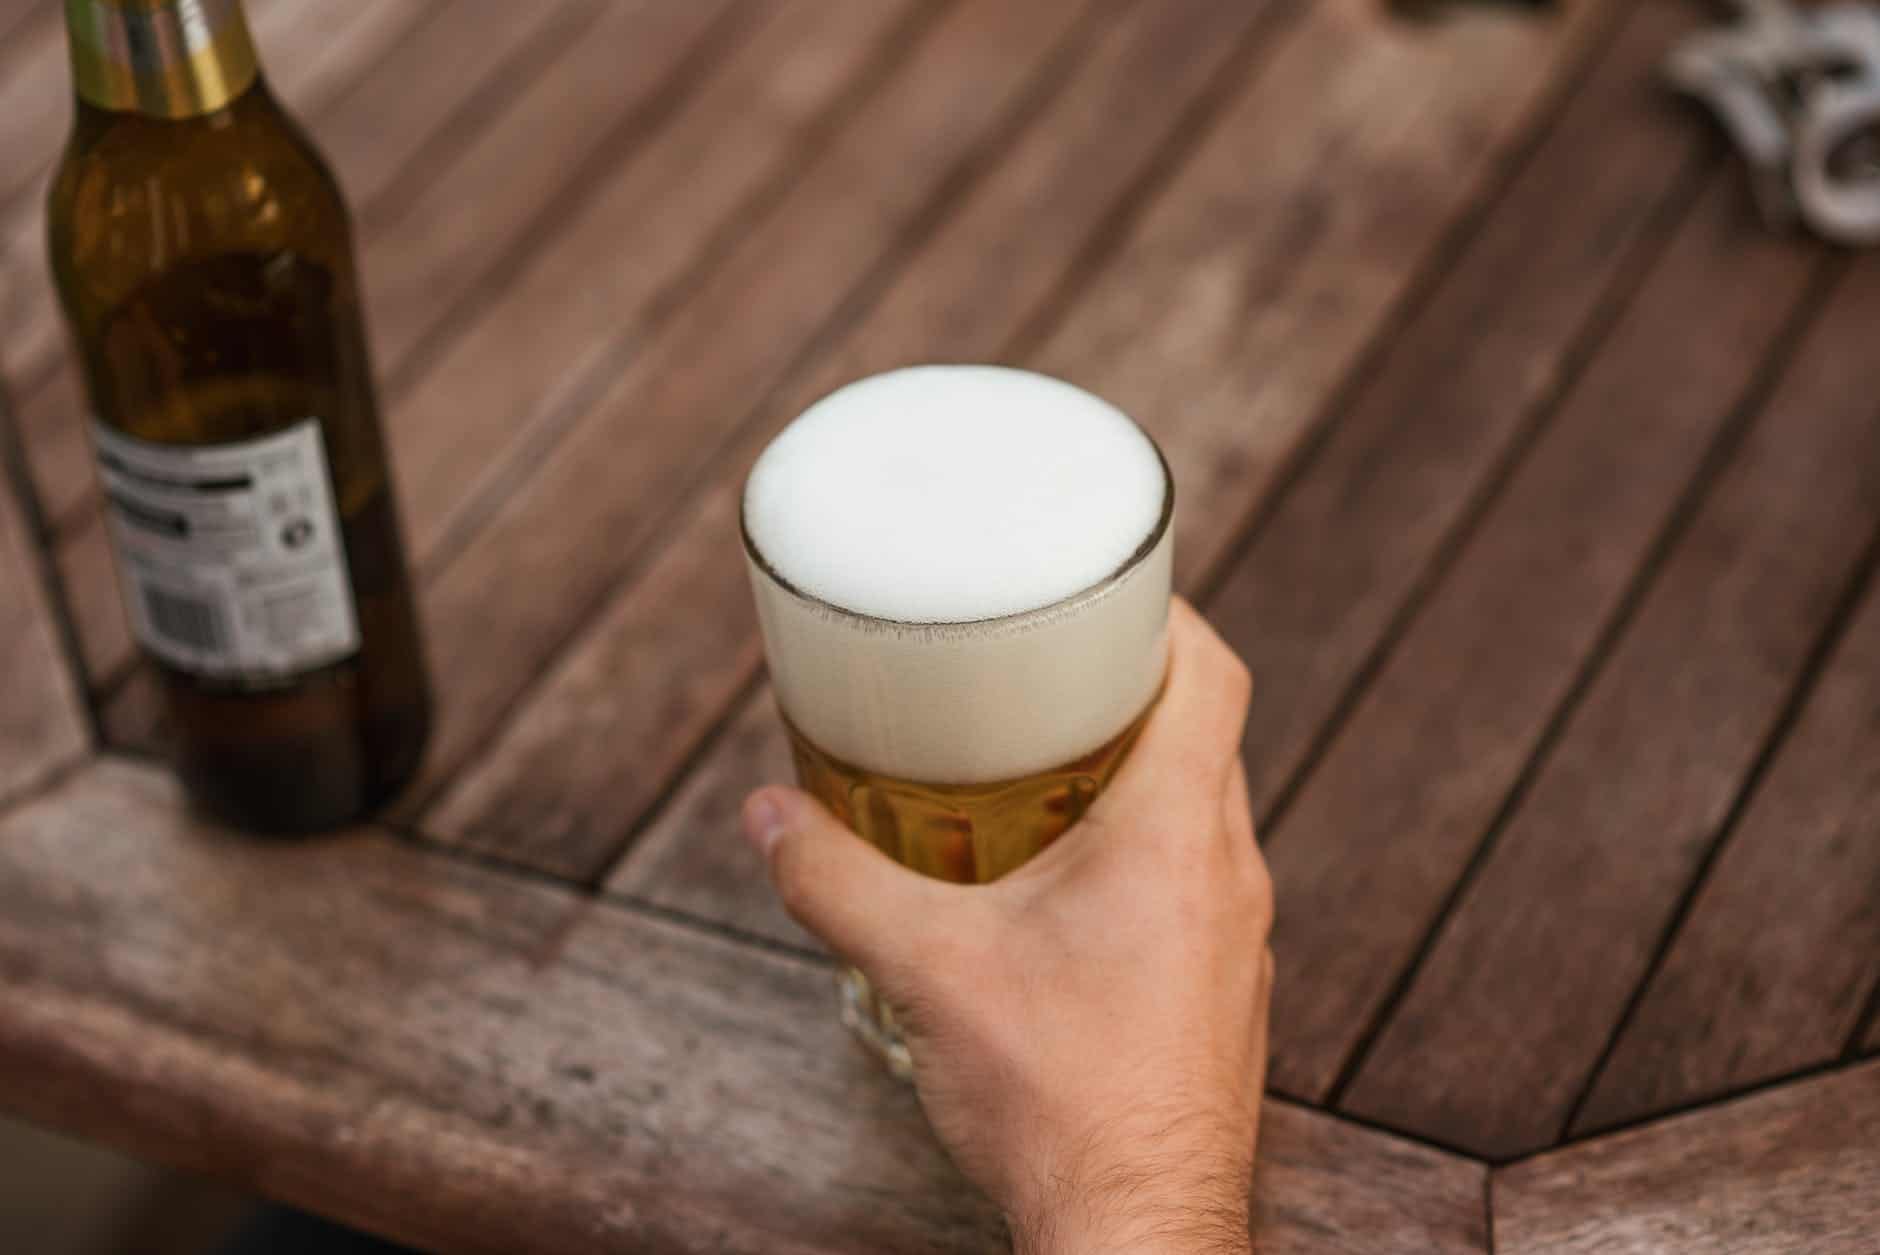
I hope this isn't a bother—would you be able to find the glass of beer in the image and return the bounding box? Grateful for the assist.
[742,365,1173,1075]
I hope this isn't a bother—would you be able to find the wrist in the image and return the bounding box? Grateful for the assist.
[1008,1132,1252,1255]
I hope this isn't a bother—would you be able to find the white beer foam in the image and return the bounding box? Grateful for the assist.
[745,366,1172,784]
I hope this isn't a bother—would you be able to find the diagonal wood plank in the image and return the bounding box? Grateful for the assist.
[1337,254,1880,1159]
[1206,0,1711,825]
[391,0,1114,868]
[428,0,1295,871]
[0,759,1488,1255]
[381,0,928,569]
[1256,171,1826,1110]
[607,0,1635,935]
[466,0,1619,886]
[1570,570,1880,1135]
[0,0,43,44]
[0,408,88,806]
[612,693,811,948]
[0,5,75,218]
[1494,1061,1880,1254]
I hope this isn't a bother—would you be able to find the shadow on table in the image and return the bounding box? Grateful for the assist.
[0,1114,415,1255]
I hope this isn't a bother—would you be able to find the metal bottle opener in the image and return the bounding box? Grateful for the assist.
[1668,0,1880,244]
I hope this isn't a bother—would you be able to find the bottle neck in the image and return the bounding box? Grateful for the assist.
[64,0,260,120]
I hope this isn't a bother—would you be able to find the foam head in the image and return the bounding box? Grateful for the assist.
[744,365,1173,784]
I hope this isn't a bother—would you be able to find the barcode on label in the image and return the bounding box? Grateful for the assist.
[140,583,225,654]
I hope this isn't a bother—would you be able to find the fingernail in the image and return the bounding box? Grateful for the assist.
[742,791,788,857]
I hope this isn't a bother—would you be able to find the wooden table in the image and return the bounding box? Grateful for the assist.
[2,1,1877,1250]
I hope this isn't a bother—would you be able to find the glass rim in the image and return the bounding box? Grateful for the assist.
[741,420,1176,634]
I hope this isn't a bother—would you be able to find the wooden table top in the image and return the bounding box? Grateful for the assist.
[3,1,1878,1250]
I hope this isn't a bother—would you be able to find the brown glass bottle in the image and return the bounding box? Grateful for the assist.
[49,0,431,833]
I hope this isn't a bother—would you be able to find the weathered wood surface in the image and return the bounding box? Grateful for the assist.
[1207,0,1708,828]
[4,0,1880,1237]
[0,415,87,806]
[472,0,1619,883]
[1271,162,1825,1116]
[1571,570,1880,1135]
[1336,252,1880,1159]
[0,761,1491,1255]
[1494,1061,1880,1254]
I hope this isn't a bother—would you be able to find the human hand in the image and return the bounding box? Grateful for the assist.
[741,599,1273,1255]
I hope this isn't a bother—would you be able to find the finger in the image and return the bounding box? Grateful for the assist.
[741,786,940,975]
[1098,598,1253,824]
[1223,757,1256,850]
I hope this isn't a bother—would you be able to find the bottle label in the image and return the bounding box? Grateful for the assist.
[94,418,360,683]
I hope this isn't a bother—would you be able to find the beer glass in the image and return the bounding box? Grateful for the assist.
[743,366,1174,1075]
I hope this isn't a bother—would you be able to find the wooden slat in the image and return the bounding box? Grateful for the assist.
[470,0,1617,886]
[612,693,810,947]
[1256,170,1823,1109]
[353,0,749,388]
[0,427,88,806]
[1335,255,1880,1159]
[395,0,1111,870]
[58,0,920,719]
[95,665,165,754]
[0,759,1489,1255]
[1570,573,1880,1134]
[1207,0,1708,823]
[428,0,1291,869]
[0,0,43,44]
[383,0,923,565]
[0,7,70,216]
[1494,1061,1880,1255]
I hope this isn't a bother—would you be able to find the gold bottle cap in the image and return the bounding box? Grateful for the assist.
[65,0,259,119]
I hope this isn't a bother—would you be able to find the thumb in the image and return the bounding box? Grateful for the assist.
[741,786,937,976]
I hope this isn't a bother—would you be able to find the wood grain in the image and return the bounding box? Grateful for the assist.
[1494,1061,1880,1254]
[430,0,1290,871]
[465,0,1616,884]
[95,665,166,755]
[402,0,1108,871]
[1206,0,1707,823]
[0,5,75,216]
[0,759,1489,1255]
[1336,254,1880,1159]
[1256,172,1823,1106]
[0,420,87,806]
[1571,573,1880,1134]
[384,0,921,566]
[610,692,812,948]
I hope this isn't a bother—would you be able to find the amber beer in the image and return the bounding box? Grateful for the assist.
[743,366,1174,1073]
[50,0,431,832]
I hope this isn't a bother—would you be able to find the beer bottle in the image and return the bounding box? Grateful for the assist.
[49,0,432,833]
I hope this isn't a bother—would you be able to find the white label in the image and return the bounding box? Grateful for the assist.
[94,418,360,682]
